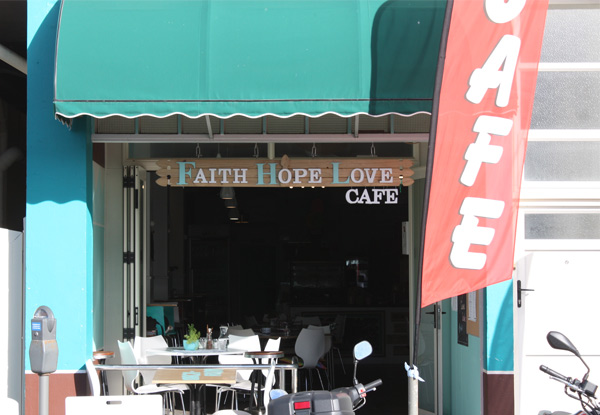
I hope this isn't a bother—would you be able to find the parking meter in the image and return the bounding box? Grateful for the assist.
[30,306,58,374]
[30,306,57,415]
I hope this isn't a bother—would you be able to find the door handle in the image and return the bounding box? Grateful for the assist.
[517,280,534,308]
[426,307,447,329]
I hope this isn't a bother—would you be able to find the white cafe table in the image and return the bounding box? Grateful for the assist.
[153,368,236,415]
[146,346,246,360]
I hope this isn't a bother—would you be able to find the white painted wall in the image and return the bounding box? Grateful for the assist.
[0,228,23,415]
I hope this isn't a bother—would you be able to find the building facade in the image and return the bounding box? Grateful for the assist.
[20,1,599,415]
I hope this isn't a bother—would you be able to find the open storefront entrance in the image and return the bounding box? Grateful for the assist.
[107,138,443,414]
[147,184,410,339]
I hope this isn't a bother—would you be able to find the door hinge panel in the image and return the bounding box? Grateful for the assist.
[123,251,134,264]
[123,176,135,188]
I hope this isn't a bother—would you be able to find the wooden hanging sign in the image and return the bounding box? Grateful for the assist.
[155,155,414,188]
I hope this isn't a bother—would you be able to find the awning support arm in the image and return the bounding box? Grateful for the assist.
[0,43,26,75]
[205,115,213,139]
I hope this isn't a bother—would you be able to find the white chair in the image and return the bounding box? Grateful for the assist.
[294,328,325,390]
[224,325,243,336]
[227,334,261,352]
[1,398,19,415]
[259,338,282,407]
[214,334,261,410]
[133,335,173,384]
[262,337,281,378]
[85,359,102,397]
[263,337,281,352]
[224,337,283,408]
[66,395,163,415]
[261,359,278,411]
[307,325,331,357]
[213,359,277,415]
[117,340,188,415]
[227,328,255,337]
[307,325,332,388]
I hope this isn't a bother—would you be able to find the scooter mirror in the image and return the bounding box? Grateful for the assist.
[354,341,373,361]
[269,389,288,401]
[547,331,580,357]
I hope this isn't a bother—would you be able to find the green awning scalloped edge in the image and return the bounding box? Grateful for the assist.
[54,0,446,119]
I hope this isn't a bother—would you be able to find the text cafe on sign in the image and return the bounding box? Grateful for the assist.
[155,156,415,204]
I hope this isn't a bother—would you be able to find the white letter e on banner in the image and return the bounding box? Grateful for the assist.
[450,197,505,270]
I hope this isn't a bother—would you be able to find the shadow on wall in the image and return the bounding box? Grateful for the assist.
[488,281,514,372]
[26,0,96,370]
[27,0,90,207]
[370,0,445,115]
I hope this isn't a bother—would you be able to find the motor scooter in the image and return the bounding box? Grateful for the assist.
[268,340,382,415]
[539,331,599,415]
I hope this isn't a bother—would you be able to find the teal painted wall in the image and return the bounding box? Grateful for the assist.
[442,299,482,415]
[484,280,514,372]
[26,0,94,371]
[440,281,514,414]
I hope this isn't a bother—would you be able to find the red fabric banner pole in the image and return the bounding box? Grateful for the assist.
[420,0,549,309]
[412,0,455,371]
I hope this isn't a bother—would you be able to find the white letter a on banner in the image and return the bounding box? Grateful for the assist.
[466,35,521,108]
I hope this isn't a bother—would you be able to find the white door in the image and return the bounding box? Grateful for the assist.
[123,166,148,341]
[515,250,600,415]
[419,302,443,414]
[410,180,443,414]
[1,228,23,412]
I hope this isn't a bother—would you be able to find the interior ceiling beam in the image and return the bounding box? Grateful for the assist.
[92,133,429,144]
[0,43,26,75]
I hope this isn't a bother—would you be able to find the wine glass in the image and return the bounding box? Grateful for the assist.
[219,326,228,339]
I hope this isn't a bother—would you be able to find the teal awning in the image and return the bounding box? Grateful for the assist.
[54,0,445,119]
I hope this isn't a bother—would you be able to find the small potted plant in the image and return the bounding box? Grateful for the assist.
[183,324,200,350]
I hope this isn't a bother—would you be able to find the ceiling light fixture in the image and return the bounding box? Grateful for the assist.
[224,197,237,208]
[220,187,235,199]
[229,208,240,221]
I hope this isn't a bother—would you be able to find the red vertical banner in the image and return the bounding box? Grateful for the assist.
[421,0,548,308]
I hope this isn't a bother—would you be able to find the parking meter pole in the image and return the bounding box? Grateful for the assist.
[39,375,49,415]
[29,306,58,415]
